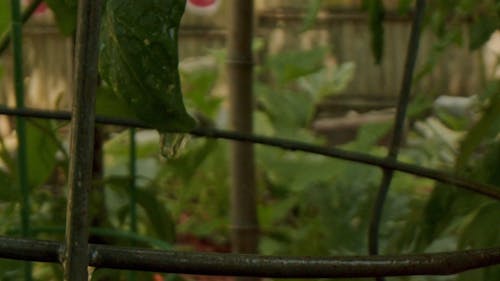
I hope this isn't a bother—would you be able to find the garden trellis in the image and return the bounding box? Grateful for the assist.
[0,0,499,281]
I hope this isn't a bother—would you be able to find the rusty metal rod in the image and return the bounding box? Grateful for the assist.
[0,106,499,200]
[63,0,101,280]
[0,237,499,278]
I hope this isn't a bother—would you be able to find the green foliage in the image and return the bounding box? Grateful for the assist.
[0,1,10,36]
[469,13,499,50]
[301,0,322,32]
[25,119,60,189]
[105,176,176,243]
[44,0,77,35]
[393,81,500,280]
[363,0,385,64]
[99,0,195,133]
[456,81,500,169]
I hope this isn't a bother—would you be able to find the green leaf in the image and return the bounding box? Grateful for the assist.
[298,62,355,99]
[469,14,498,50]
[99,0,196,133]
[301,0,322,32]
[265,48,326,84]
[180,68,221,118]
[363,0,385,64]
[44,0,77,35]
[25,119,59,188]
[459,202,500,249]
[106,177,176,243]
[135,186,176,242]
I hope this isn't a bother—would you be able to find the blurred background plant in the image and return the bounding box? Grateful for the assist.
[0,0,499,280]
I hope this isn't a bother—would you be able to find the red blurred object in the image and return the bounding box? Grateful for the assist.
[23,0,48,14]
[188,0,216,7]
[35,2,48,14]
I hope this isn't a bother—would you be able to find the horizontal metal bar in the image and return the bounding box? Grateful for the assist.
[0,106,499,200]
[0,236,499,278]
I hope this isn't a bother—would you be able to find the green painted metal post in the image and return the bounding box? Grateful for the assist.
[0,0,42,55]
[10,0,32,280]
[128,128,137,281]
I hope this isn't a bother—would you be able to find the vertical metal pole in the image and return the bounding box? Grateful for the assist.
[10,0,32,280]
[368,1,426,281]
[63,0,101,280]
[0,0,42,55]
[128,128,137,281]
[227,0,259,263]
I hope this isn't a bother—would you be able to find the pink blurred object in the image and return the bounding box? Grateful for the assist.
[34,2,48,14]
[22,0,48,15]
[186,0,220,16]
[189,0,216,7]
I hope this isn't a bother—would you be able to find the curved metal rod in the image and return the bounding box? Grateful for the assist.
[0,106,499,200]
[0,236,499,278]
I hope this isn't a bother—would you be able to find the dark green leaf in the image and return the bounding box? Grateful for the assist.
[44,0,77,35]
[469,15,498,50]
[96,86,136,119]
[364,0,385,64]
[135,187,176,242]
[459,202,500,249]
[106,177,176,243]
[99,0,196,133]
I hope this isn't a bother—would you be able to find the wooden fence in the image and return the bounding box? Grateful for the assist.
[0,1,489,120]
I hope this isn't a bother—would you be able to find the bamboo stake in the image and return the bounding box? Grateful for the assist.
[63,0,101,280]
[227,0,259,262]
